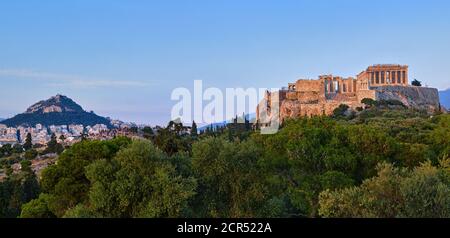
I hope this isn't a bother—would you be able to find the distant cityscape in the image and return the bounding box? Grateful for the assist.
[0,120,144,146]
[0,95,156,147]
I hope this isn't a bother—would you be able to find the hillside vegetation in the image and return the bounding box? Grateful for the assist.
[1,105,449,218]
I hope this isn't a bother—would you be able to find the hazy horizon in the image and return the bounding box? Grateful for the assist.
[1,0,450,125]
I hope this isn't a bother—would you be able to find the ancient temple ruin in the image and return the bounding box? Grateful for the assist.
[257,64,441,124]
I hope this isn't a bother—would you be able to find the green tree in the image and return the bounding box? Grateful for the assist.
[24,137,132,217]
[63,204,100,218]
[45,133,64,154]
[84,139,196,218]
[332,104,349,118]
[0,160,40,218]
[191,121,198,137]
[361,98,377,107]
[24,149,38,161]
[142,126,154,140]
[318,161,450,218]
[20,194,56,218]
[23,133,33,151]
[191,137,269,217]
[411,79,422,86]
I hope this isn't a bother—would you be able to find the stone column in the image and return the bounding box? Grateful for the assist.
[401,71,405,85]
[374,71,380,86]
[404,70,408,84]
[370,72,374,85]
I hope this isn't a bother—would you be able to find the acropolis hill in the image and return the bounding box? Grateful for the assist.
[257,64,442,123]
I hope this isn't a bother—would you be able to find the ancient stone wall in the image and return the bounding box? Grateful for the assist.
[295,80,322,92]
[297,91,320,104]
[356,90,377,103]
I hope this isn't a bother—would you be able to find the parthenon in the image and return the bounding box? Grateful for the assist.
[357,64,409,88]
[257,64,441,124]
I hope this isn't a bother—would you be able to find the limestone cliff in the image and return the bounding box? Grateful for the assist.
[373,86,441,112]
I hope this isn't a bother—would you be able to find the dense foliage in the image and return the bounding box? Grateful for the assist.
[0,160,40,217]
[1,105,449,218]
[319,161,450,218]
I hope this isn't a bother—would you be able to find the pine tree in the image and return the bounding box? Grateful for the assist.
[23,133,33,151]
[244,114,250,131]
[47,133,58,152]
[191,121,198,137]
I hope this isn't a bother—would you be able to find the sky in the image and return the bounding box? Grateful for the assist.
[1,0,450,125]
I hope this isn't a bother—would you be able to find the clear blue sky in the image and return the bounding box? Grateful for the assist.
[1,0,449,125]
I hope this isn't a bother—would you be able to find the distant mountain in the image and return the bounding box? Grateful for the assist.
[1,95,111,127]
[439,89,450,109]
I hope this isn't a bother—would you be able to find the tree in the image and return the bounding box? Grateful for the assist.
[191,121,198,137]
[129,126,138,134]
[46,134,57,152]
[45,133,64,154]
[84,139,196,218]
[24,149,38,160]
[63,204,100,218]
[20,194,56,218]
[81,132,88,141]
[23,133,33,151]
[361,98,377,107]
[20,160,32,173]
[0,159,40,218]
[332,104,350,118]
[318,161,450,218]
[153,123,192,156]
[411,79,422,86]
[23,137,132,217]
[252,116,405,217]
[142,126,154,140]
[12,144,23,154]
[191,137,269,217]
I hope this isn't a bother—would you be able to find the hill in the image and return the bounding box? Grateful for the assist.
[1,95,111,127]
[198,113,256,132]
[439,89,450,109]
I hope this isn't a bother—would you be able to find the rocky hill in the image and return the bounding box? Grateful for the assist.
[439,89,450,109]
[1,95,111,127]
[372,86,441,113]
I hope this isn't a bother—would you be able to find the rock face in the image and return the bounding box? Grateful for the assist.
[277,86,442,122]
[373,86,441,113]
[1,95,111,127]
[25,94,83,114]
